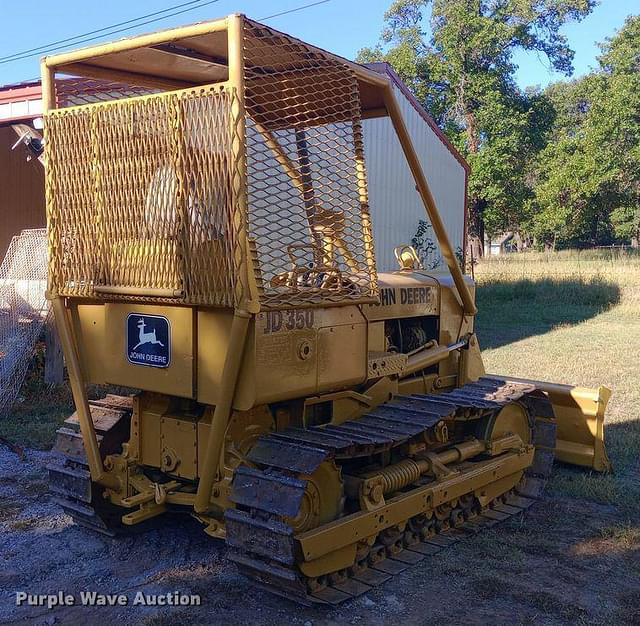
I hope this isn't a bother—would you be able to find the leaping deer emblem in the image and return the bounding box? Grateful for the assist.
[133,318,165,350]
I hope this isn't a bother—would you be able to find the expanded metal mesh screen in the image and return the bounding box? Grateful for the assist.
[46,85,241,306]
[243,19,377,307]
[0,229,48,418]
[45,16,378,309]
[55,77,157,108]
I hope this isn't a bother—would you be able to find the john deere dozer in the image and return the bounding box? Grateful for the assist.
[42,15,611,604]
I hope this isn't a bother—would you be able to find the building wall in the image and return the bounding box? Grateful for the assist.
[363,82,466,273]
[0,126,46,259]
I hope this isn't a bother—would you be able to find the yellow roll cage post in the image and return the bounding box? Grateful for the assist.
[41,14,476,496]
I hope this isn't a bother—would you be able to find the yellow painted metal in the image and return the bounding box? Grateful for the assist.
[487,375,611,472]
[136,394,167,469]
[41,14,613,597]
[353,112,377,280]
[298,544,358,579]
[160,415,198,479]
[482,404,531,447]
[42,13,387,98]
[48,78,229,115]
[94,286,185,298]
[44,16,378,312]
[71,305,106,384]
[43,16,230,69]
[297,448,533,562]
[397,373,438,396]
[287,461,344,533]
[195,310,251,512]
[45,83,240,307]
[357,438,490,510]
[230,306,368,410]
[51,298,119,490]
[457,334,486,385]
[227,13,254,313]
[196,309,236,407]
[554,386,611,472]
[382,85,477,317]
[436,273,476,380]
[74,301,371,410]
[103,303,195,399]
[40,61,55,112]
[198,405,274,511]
[43,59,116,491]
[362,273,439,321]
[403,337,468,377]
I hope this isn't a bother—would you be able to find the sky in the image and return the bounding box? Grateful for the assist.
[0,0,635,89]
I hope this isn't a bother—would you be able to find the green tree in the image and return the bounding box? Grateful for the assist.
[358,0,593,253]
[531,16,640,248]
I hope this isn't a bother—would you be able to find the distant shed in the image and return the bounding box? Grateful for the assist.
[363,63,469,272]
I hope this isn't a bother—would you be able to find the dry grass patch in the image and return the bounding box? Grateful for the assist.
[475,249,640,520]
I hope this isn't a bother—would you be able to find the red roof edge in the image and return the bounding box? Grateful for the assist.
[364,62,470,174]
[0,81,42,106]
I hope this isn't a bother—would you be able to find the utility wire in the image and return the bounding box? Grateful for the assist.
[0,0,222,65]
[0,0,334,66]
[0,0,211,64]
[259,0,331,21]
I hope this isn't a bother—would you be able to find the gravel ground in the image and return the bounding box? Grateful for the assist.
[2,444,639,626]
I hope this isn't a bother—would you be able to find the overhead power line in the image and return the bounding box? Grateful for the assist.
[0,0,211,64]
[0,0,222,65]
[0,0,334,67]
[259,0,331,21]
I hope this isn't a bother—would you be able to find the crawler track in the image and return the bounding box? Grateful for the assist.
[47,395,133,536]
[225,377,557,605]
[46,380,557,604]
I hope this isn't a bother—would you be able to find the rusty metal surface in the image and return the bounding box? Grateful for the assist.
[47,463,92,503]
[225,508,298,566]
[47,396,133,535]
[226,377,556,605]
[246,439,330,475]
[229,467,307,518]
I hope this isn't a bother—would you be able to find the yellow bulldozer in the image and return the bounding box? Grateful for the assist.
[42,14,611,604]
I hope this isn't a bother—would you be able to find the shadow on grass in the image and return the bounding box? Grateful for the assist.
[475,276,620,350]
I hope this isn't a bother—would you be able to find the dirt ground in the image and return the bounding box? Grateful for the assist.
[1,447,638,626]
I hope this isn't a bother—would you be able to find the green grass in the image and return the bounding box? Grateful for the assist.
[475,248,640,517]
[0,343,74,449]
[0,343,130,449]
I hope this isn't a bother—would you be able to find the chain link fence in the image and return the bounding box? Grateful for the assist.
[0,229,48,418]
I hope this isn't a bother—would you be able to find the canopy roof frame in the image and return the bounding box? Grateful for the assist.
[40,13,475,316]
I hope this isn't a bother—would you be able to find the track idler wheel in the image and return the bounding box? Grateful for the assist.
[286,460,344,534]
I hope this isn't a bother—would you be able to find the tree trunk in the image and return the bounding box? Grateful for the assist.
[464,109,483,258]
[465,111,480,154]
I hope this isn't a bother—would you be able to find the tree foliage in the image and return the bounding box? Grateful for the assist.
[358,0,594,249]
[530,15,640,247]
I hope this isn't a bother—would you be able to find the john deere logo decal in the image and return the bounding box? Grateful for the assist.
[127,314,170,368]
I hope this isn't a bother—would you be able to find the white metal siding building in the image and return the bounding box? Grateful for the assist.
[363,64,469,272]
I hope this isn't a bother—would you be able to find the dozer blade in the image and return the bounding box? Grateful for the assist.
[486,375,611,472]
